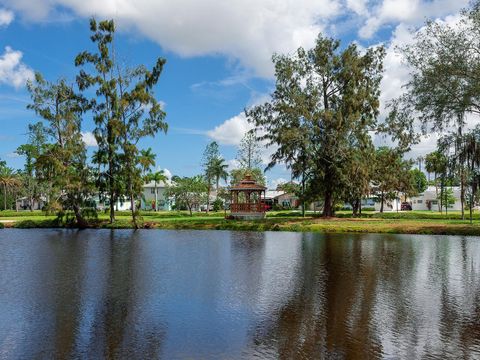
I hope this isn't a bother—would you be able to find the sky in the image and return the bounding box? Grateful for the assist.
[0,0,472,188]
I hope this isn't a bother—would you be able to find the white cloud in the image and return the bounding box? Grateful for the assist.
[206,112,252,146]
[0,46,34,88]
[81,131,97,147]
[0,8,14,26]
[359,0,468,39]
[2,0,341,77]
[346,0,368,16]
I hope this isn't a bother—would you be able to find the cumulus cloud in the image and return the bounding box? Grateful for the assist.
[359,0,468,39]
[1,0,341,77]
[0,46,34,88]
[206,112,253,146]
[0,8,13,26]
[81,131,97,147]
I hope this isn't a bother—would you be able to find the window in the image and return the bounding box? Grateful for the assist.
[432,200,438,205]
[417,200,423,204]
[151,189,155,194]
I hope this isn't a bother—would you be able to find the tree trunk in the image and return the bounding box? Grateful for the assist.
[73,204,88,229]
[352,199,359,217]
[380,192,384,213]
[130,193,138,229]
[460,172,465,220]
[301,171,306,218]
[3,185,6,211]
[322,189,334,217]
[155,181,158,211]
[206,183,210,214]
[109,193,115,223]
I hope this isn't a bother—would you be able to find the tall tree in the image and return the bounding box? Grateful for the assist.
[209,157,229,196]
[0,165,20,211]
[139,148,156,177]
[236,131,262,170]
[25,73,92,227]
[389,2,480,151]
[425,150,447,212]
[202,141,221,213]
[248,35,385,216]
[75,18,167,227]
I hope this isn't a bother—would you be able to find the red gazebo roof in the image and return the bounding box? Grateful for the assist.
[229,174,266,191]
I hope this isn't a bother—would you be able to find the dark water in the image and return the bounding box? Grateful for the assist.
[0,230,479,359]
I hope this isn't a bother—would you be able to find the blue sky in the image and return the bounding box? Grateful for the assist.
[0,0,470,187]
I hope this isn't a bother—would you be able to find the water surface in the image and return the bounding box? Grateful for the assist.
[0,229,479,359]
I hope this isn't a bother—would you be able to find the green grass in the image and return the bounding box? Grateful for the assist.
[4,209,480,235]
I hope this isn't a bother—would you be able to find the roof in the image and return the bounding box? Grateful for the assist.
[229,174,267,191]
[143,180,169,188]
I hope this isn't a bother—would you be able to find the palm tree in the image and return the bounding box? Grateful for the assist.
[139,148,156,177]
[147,170,167,211]
[0,167,21,210]
[209,157,229,197]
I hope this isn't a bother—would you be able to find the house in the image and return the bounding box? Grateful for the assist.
[263,190,299,209]
[409,186,462,211]
[141,180,171,211]
[373,197,402,212]
[15,196,47,211]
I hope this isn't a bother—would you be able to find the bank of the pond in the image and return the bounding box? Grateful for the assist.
[3,211,480,235]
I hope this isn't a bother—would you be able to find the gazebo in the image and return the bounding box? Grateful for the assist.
[229,174,267,220]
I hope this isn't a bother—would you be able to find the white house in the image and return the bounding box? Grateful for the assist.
[141,180,171,211]
[409,186,462,211]
[374,197,402,212]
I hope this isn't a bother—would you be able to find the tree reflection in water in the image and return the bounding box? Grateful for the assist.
[0,230,479,359]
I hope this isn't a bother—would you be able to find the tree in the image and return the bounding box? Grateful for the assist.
[425,151,447,212]
[342,146,375,216]
[248,35,385,216]
[410,168,428,195]
[75,18,167,227]
[209,157,229,195]
[147,170,167,211]
[230,168,266,187]
[166,176,208,216]
[139,148,156,177]
[0,165,20,211]
[15,124,47,212]
[202,142,221,213]
[25,73,93,227]
[236,131,262,170]
[394,3,480,135]
[371,147,412,212]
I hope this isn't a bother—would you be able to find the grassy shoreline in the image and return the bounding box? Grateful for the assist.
[2,210,480,235]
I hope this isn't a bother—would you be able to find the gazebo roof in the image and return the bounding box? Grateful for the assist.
[229,174,267,191]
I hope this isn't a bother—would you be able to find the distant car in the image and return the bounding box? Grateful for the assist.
[401,202,412,211]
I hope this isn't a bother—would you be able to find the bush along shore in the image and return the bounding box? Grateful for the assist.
[3,210,480,236]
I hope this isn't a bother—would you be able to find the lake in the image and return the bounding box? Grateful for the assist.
[0,229,479,359]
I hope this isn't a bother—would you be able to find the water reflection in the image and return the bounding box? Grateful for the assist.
[0,230,479,359]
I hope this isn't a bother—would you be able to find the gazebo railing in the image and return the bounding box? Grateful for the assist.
[231,203,264,213]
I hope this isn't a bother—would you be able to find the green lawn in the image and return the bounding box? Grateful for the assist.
[3,209,480,235]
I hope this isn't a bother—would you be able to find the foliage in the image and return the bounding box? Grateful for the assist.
[230,168,266,186]
[247,35,386,217]
[166,176,208,216]
[25,72,93,227]
[75,18,167,226]
[236,131,262,170]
